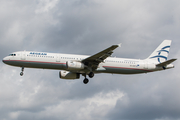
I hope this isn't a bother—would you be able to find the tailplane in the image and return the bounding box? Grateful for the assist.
[156,59,177,67]
[147,40,172,63]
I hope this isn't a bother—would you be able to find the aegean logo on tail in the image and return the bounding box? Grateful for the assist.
[150,46,170,63]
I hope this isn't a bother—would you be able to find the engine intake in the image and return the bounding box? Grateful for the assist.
[66,61,84,70]
[59,70,80,79]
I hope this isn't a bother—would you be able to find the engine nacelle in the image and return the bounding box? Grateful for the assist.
[59,70,80,79]
[66,61,84,70]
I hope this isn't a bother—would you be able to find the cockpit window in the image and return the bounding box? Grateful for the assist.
[9,54,16,56]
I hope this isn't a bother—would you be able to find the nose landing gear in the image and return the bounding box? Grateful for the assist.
[20,67,24,76]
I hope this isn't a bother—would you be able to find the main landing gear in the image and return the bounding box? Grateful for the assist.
[20,67,24,76]
[88,72,94,78]
[83,78,89,84]
[83,72,94,84]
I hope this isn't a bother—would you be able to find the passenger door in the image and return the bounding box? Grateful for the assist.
[21,51,26,60]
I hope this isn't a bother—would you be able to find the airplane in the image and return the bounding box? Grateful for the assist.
[2,40,177,84]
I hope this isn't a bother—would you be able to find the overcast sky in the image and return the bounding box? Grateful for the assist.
[0,0,180,120]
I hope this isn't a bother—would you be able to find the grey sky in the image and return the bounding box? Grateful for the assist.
[0,0,180,120]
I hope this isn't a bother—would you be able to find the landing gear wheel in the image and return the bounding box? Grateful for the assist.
[83,78,89,84]
[88,72,94,78]
[20,72,23,76]
[20,67,24,76]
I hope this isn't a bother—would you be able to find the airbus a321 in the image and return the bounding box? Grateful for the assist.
[2,40,177,84]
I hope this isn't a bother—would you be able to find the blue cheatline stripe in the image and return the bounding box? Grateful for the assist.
[3,60,66,65]
[103,66,153,72]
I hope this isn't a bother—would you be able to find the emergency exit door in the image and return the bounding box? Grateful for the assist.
[56,54,60,62]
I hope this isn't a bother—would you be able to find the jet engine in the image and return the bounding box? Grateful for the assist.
[59,70,80,79]
[66,61,84,70]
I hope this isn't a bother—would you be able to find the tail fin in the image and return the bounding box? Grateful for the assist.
[147,40,172,63]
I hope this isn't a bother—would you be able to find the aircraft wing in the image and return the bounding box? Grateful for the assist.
[82,44,121,69]
[156,58,177,67]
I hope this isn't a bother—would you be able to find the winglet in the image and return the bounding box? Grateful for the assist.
[118,43,122,47]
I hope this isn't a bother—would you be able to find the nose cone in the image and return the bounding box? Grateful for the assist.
[2,57,8,64]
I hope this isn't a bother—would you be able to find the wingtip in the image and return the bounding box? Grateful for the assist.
[173,58,177,61]
[112,44,121,47]
[118,43,122,47]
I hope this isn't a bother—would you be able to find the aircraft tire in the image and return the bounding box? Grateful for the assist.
[83,78,89,84]
[20,72,23,76]
[88,72,94,78]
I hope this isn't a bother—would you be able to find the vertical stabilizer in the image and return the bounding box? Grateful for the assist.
[147,40,172,63]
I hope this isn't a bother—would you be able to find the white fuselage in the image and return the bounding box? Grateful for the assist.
[2,51,174,74]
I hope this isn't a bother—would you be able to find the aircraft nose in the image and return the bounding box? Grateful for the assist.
[2,57,8,64]
[2,58,5,63]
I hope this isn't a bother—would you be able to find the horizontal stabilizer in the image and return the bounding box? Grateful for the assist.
[156,59,177,67]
